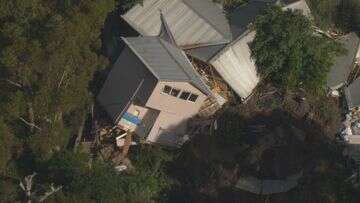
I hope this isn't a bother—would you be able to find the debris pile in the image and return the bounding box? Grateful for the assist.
[341,110,360,143]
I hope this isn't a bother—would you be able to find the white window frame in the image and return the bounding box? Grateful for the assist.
[188,93,199,102]
[179,91,191,100]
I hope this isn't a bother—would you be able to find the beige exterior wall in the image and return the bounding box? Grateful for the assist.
[145,81,208,145]
[146,81,207,116]
[119,81,208,146]
[356,43,360,59]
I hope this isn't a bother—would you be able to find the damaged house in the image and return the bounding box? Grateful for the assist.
[327,32,360,96]
[346,77,360,111]
[122,0,311,99]
[97,36,213,147]
[328,32,360,144]
[97,0,313,147]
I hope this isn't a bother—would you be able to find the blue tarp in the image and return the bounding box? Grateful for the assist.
[122,112,142,125]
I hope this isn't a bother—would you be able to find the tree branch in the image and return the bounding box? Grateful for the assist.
[19,173,36,203]
[19,117,42,131]
[73,111,87,153]
[38,184,63,202]
[4,79,23,88]
[57,70,67,89]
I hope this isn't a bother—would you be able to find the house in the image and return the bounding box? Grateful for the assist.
[97,36,212,146]
[345,77,360,111]
[327,32,360,94]
[122,0,312,100]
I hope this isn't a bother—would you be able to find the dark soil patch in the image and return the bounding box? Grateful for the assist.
[260,146,304,179]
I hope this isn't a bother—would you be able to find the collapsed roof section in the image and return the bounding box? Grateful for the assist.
[187,0,276,62]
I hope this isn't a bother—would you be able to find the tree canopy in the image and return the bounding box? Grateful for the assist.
[251,6,344,92]
[37,146,172,202]
[307,0,360,32]
[0,0,114,157]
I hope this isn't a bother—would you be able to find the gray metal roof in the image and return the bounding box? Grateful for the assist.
[345,77,360,109]
[280,0,300,5]
[123,36,212,95]
[327,33,360,89]
[185,0,276,62]
[229,0,277,39]
[97,46,158,123]
[121,0,231,48]
[182,0,232,40]
[186,44,227,62]
[159,13,176,45]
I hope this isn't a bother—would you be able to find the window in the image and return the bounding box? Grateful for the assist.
[162,85,180,97]
[170,88,180,97]
[180,91,190,100]
[188,94,199,102]
[163,85,171,94]
[162,85,197,101]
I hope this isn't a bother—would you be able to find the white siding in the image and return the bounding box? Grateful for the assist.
[211,31,259,99]
[122,0,226,48]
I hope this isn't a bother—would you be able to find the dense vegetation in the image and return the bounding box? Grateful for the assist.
[307,0,360,32]
[213,0,248,10]
[0,0,170,202]
[251,6,344,92]
[0,0,359,202]
[0,0,114,158]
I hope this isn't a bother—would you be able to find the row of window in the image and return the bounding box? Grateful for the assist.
[162,85,199,102]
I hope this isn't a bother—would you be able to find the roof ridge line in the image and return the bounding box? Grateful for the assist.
[157,38,192,82]
[158,38,212,95]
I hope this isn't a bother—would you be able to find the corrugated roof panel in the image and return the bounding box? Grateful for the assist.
[160,39,212,95]
[183,0,231,39]
[229,0,274,39]
[122,0,230,48]
[327,33,360,89]
[124,37,211,95]
[97,46,158,123]
[210,31,259,99]
[134,38,188,80]
[345,77,360,109]
[186,44,227,62]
